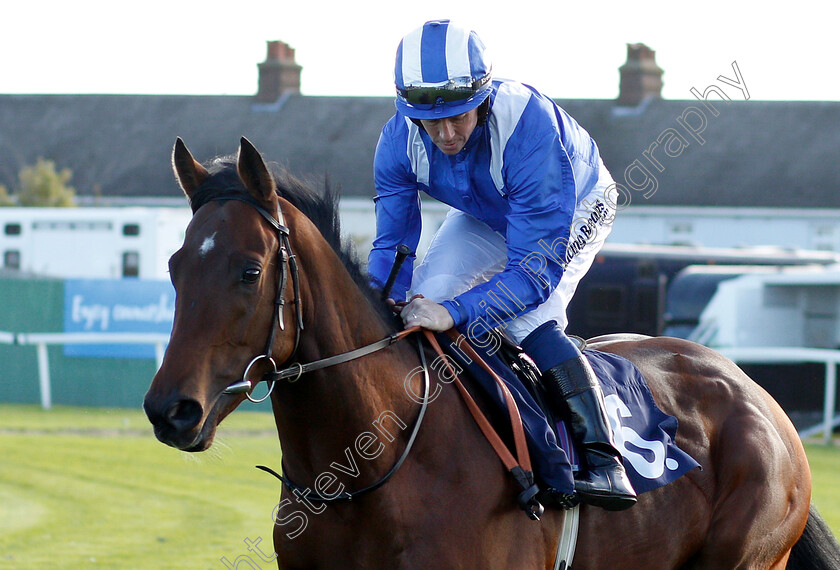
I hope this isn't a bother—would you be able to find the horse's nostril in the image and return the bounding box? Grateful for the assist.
[165,399,203,433]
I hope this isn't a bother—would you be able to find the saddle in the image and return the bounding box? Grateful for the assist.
[428,327,700,510]
[496,330,586,437]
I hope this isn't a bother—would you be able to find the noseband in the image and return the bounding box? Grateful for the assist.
[188,187,304,402]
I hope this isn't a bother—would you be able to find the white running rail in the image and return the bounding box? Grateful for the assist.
[1,331,169,410]
[718,346,840,445]
[2,332,838,444]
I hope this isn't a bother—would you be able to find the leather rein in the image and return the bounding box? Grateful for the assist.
[188,189,542,518]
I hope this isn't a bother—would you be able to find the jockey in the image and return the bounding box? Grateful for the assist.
[368,19,636,511]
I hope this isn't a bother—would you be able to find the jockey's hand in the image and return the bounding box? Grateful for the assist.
[385,298,409,312]
[400,296,454,331]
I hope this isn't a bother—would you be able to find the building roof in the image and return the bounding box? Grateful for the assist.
[577,98,840,208]
[0,93,397,202]
[2,81,838,208]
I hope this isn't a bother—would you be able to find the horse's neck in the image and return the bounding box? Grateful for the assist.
[266,215,515,535]
[271,221,423,480]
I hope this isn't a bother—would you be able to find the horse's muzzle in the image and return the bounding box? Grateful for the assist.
[143,395,205,451]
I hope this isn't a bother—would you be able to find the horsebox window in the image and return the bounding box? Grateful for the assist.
[123,223,141,236]
[32,221,112,231]
[4,250,21,270]
[122,251,140,277]
[4,223,22,236]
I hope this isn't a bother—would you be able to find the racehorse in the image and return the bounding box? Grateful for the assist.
[144,137,840,569]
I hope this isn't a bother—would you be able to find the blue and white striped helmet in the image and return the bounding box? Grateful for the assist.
[394,20,492,119]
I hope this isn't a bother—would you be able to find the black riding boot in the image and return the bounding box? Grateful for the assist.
[542,355,637,511]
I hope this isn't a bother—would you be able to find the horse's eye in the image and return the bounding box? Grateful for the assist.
[241,267,261,284]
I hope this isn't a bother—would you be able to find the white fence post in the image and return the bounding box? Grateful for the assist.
[824,362,837,446]
[36,342,52,410]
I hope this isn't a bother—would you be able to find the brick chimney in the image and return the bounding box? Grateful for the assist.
[617,43,663,106]
[256,40,302,102]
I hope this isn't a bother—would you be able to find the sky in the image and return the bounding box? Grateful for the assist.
[2,0,838,102]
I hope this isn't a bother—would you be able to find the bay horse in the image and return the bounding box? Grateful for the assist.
[144,137,840,569]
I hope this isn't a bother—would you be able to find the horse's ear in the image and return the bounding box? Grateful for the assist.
[237,137,277,203]
[171,138,209,199]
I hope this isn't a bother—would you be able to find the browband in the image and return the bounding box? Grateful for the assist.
[189,186,288,235]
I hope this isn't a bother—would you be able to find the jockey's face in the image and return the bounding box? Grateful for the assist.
[420,109,478,155]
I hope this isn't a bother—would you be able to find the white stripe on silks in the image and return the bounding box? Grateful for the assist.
[405,117,430,186]
[400,26,424,86]
[488,82,532,194]
[444,22,471,80]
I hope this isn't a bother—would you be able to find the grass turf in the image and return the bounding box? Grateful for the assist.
[1,405,281,569]
[1,404,838,568]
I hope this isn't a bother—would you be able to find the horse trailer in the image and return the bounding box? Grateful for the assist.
[566,243,840,340]
[0,207,191,279]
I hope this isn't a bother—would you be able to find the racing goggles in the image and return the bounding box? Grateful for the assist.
[397,74,491,108]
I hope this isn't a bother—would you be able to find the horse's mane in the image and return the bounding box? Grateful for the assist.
[202,156,394,324]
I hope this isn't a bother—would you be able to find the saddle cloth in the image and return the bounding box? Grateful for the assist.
[435,332,701,496]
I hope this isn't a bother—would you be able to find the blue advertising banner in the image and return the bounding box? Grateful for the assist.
[63,279,175,359]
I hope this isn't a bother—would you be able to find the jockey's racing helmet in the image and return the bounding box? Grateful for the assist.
[394,20,493,120]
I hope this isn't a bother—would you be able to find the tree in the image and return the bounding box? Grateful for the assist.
[0,183,13,207]
[15,158,77,207]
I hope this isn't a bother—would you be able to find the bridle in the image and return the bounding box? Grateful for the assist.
[189,186,423,401]
[188,185,305,403]
[184,186,539,517]
[186,185,431,503]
